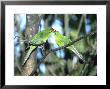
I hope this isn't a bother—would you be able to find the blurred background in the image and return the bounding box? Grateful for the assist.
[14,14,97,76]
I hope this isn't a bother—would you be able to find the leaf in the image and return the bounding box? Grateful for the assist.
[54,31,84,60]
[30,28,53,45]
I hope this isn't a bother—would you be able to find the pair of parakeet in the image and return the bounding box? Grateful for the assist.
[22,28,84,66]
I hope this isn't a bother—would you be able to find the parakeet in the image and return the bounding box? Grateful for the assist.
[54,31,85,63]
[22,28,53,66]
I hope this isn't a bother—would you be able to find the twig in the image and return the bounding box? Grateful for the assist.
[77,14,85,36]
[80,57,94,76]
[64,14,69,36]
[47,66,57,76]
[80,63,89,76]
[30,31,97,76]
[37,51,50,68]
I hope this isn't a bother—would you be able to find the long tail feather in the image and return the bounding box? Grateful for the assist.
[68,45,85,63]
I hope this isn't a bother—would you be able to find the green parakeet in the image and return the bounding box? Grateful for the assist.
[22,28,53,66]
[54,31,85,63]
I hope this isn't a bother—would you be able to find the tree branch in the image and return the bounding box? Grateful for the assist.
[30,31,97,76]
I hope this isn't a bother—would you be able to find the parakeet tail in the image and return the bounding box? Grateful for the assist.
[68,45,85,63]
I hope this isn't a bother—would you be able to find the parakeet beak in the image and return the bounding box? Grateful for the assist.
[51,27,58,32]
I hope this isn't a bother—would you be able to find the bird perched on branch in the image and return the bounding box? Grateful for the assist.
[22,28,54,66]
[54,30,85,63]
